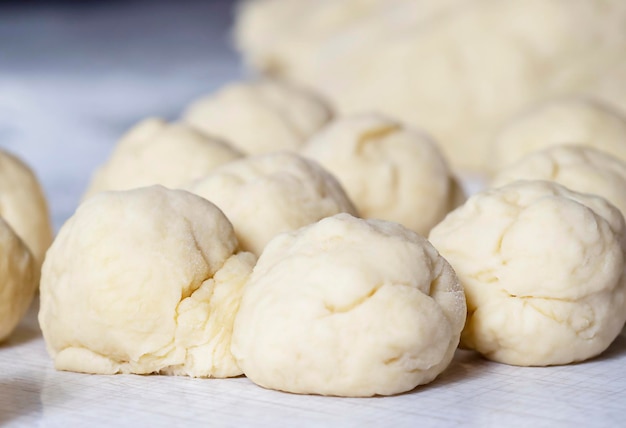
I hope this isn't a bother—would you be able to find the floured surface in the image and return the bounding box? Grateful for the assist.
[2,301,625,427]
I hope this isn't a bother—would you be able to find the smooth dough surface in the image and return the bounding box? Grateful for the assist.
[84,118,242,198]
[0,217,37,341]
[429,180,626,366]
[232,213,466,397]
[491,145,626,220]
[491,98,626,171]
[235,0,626,172]
[0,148,53,272]
[187,152,357,256]
[39,186,255,377]
[183,79,333,155]
[301,114,463,236]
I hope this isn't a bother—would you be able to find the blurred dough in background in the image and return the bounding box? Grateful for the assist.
[490,98,626,172]
[187,152,357,256]
[301,113,464,236]
[491,145,626,221]
[0,217,37,342]
[83,118,242,198]
[235,0,626,173]
[0,148,53,275]
[183,79,333,155]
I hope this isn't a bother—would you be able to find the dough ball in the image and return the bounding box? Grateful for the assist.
[187,152,357,256]
[491,98,626,171]
[39,186,255,378]
[183,80,333,155]
[301,114,463,236]
[0,218,37,342]
[0,148,53,274]
[84,118,242,198]
[429,180,626,366]
[236,0,626,172]
[232,213,466,397]
[492,145,626,220]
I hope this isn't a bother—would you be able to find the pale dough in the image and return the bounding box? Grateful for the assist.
[183,79,333,155]
[235,0,626,172]
[301,114,463,236]
[187,152,357,256]
[0,148,53,273]
[491,145,626,220]
[39,186,255,377]
[491,98,626,171]
[232,213,466,397]
[0,217,37,342]
[429,180,626,366]
[84,118,242,198]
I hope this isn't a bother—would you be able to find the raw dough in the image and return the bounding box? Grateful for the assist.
[183,80,333,155]
[235,0,626,172]
[491,145,626,220]
[0,217,37,342]
[84,118,242,198]
[301,114,463,236]
[491,98,626,171]
[39,186,255,377]
[232,213,466,397]
[187,152,357,256]
[429,180,626,366]
[0,148,53,273]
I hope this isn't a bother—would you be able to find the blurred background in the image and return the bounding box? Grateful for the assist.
[0,0,243,229]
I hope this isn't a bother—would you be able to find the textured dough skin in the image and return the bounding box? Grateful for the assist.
[235,0,626,172]
[84,118,242,198]
[491,145,626,221]
[491,98,626,172]
[429,181,626,366]
[232,213,466,397]
[0,148,53,274]
[39,186,255,377]
[187,152,357,256]
[301,114,463,236]
[0,218,37,342]
[183,80,333,155]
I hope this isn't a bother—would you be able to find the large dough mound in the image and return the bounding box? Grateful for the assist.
[491,145,626,220]
[39,186,255,377]
[0,148,53,272]
[183,80,333,155]
[187,152,357,256]
[491,98,626,171]
[84,118,242,198]
[232,213,466,397]
[235,0,626,172]
[0,218,37,342]
[301,114,463,236]
[429,180,626,366]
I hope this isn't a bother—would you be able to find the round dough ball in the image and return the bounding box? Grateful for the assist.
[0,148,53,272]
[236,0,626,172]
[187,152,357,256]
[0,218,37,342]
[182,80,333,155]
[429,180,626,366]
[232,213,466,397]
[39,186,255,378]
[491,98,626,171]
[492,145,626,220]
[84,118,242,198]
[301,113,463,236]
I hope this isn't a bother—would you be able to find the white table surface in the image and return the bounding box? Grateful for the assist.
[1,1,625,426]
